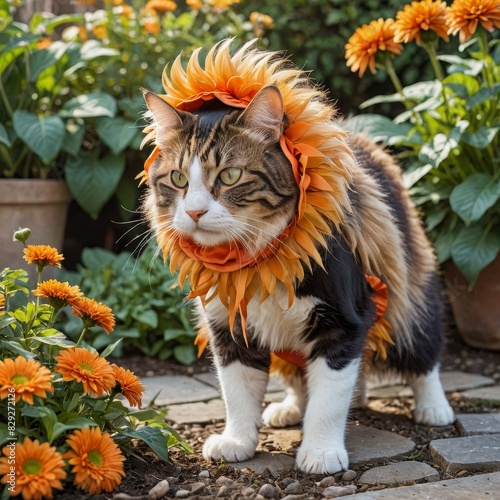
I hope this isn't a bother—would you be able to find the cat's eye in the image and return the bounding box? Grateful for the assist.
[219,167,242,186]
[171,170,188,188]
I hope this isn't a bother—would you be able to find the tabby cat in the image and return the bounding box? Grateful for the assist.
[142,41,455,474]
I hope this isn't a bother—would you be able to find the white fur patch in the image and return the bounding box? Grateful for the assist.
[262,377,305,427]
[407,365,455,426]
[296,357,360,474]
[203,361,268,462]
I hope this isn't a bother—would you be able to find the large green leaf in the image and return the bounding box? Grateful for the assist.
[79,39,119,60]
[121,426,169,462]
[60,92,117,118]
[96,117,138,155]
[12,110,65,164]
[28,41,68,81]
[418,133,457,168]
[465,84,500,110]
[0,123,11,147]
[403,163,433,189]
[63,120,85,155]
[462,126,499,149]
[443,73,480,96]
[65,149,125,216]
[344,114,411,145]
[451,225,500,286]
[450,173,500,223]
[174,344,197,366]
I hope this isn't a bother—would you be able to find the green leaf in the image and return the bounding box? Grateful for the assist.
[462,126,499,149]
[442,73,479,96]
[0,123,11,147]
[28,41,68,82]
[132,309,158,328]
[96,117,137,155]
[30,333,75,348]
[100,338,122,358]
[51,417,97,442]
[81,247,117,270]
[65,149,125,216]
[61,92,117,118]
[359,92,402,109]
[38,407,58,441]
[79,39,119,60]
[403,163,433,189]
[121,426,169,462]
[465,84,500,110]
[173,344,196,366]
[63,120,85,155]
[0,340,36,359]
[418,133,457,168]
[451,225,500,286]
[344,114,411,145]
[0,423,9,447]
[39,14,84,34]
[12,111,65,165]
[129,409,160,421]
[450,173,500,223]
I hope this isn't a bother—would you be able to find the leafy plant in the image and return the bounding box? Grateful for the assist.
[61,243,197,365]
[345,0,500,287]
[0,229,191,498]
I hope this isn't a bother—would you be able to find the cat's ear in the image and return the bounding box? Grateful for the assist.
[143,90,184,135]
[239,86,284,143]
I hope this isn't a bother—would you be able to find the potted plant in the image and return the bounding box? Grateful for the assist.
[344,0,500,349]
[0,2,120,273]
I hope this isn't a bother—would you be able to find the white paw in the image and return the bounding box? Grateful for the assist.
[295,445,348,474]
[202,434,256,463]
[262,401,303,428]
[414,403,455,426]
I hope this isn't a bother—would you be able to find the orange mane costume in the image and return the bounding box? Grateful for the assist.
[139,40,393,365]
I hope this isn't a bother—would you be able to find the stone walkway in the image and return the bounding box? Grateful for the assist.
[134,370,500,499]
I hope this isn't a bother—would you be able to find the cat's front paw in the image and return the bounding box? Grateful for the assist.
[203,434,256,463]
[414,403,455,426]
[295,445,348,474]
[262,401,303,428]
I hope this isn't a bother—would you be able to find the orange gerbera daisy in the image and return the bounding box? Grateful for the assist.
[186,0,203,9]
[72,297,115,334]
[447,0,500,43]
[33,280,83,309]
[0,293,5,316]
[64,427,125,495]
[345,18,403,77]
[0,357,54,405]
[394,0,450,44]
[23,245,64,271]
[111,364,144,408]
[54,348,116,397]
[0,438,66,500]
[145,0,177,12]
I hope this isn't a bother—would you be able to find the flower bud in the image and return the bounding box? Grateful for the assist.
[13,227,31,245]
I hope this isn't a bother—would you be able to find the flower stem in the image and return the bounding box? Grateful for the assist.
[0,78,13,118]
[384,57,404,97]
[77,326,89,346]
[478,28,493,87]
[424,42,444,81]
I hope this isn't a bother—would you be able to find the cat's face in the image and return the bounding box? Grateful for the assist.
[143,87,299,254]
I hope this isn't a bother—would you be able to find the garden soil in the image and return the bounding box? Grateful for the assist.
[55,318,500,499]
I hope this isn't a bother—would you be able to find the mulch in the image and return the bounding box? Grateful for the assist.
[54,318,500,499]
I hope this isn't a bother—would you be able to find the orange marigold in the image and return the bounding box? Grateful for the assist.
[447,0,500,43]
[145,0,177,12]
[345,18,403,77]
[33,279,83,309]
[0,438,66,500]
[394,0,450,44]
[249,11,275,29]
[186,0,203,9]
[54,348,116,397]
[23,245,64,271]
[72,297,115,334]
[0,293,4,316]
[112,364,144,408]
[0,357,54,405]
[208,0,239,9]
[64,427,125,495]
[142,16,161,34]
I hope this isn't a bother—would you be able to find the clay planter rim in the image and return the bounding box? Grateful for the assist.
[0,178,72,204]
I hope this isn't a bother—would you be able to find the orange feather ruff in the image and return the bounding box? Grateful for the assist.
[140,40,393,359]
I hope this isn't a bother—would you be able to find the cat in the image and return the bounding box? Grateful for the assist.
[141,40,455,475]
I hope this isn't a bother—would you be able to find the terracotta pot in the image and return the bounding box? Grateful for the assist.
[444,257,500,351]
[0,179,72,278]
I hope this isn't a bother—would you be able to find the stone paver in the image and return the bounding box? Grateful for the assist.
[430,434,500,473]
[456,413,500,436]
[358,461,439,485]
[354,472,500,499]
[260,429,302,454]
[229,452,295,476]
[141,375,220,406]
[460,386,500,403]
[193,371,285,392]
[346,424,415,465]
[165,399,226,424]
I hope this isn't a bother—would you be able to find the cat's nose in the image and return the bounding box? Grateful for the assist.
[186,209,207,222]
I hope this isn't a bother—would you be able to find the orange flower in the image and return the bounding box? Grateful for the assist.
[114,4,134,16]
[33,279,83,309]
[112,364,144,408]
[23,245,64,271]
[208,0,239,8]
[186,0,203,9]
[37,38,52,49]
[345,18,403,77]
[54,348,115,397]
[92,24,108,39]
[0,293,4,316]
[0,357,53,405]
[250,11,275,29]
[72,297,115,334]
[143,16,161,34]
[145,0,177,12]
[394,0,450,44]
[0,438,66,500]
[64,427,125,495]
[447,0,500,43]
